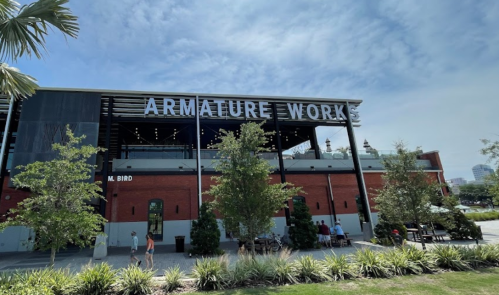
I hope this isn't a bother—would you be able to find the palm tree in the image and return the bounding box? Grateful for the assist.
[0,0,78,182]
[0,0,79,100]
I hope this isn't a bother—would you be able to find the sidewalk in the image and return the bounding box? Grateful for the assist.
[0,220,497,275]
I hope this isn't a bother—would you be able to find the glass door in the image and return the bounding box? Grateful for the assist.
[148,199,163,241]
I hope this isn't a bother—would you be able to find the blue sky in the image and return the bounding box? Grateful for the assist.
[12,0,499,181]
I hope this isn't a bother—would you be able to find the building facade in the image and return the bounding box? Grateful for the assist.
[472,164,494,182]
[0,89,447,252]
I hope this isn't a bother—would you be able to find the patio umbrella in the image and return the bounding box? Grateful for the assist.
[430,205,450,213]
[455,204,471,210]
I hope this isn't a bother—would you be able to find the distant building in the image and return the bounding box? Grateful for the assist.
[449,177,467,186]
[472,164,494,181]
[447,177,468,195]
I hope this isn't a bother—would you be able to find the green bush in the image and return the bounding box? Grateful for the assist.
[288,202,317,250]
[480,244,499,264]
[0,284,53,295]
[228,254,253,286]
[267,248,298,285]
[190,202,222,255]
[381,249,422,276]
[400,245,437,273]
[431,245,471,271]
[248,256,273,283]
[466,211,499,221]
[323,252,357,281]
[447,211,481,240]
[191,255,230,290]
[44,268,74,295]
[72,262,117,295]
[163,265,185,292]
[118,265,155,295]
[354,248,391,278]
[294,255,331,283]
[0,268,74,295]
[457,246,491,269]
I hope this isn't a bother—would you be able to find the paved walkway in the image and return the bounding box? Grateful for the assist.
[0,220,497,275]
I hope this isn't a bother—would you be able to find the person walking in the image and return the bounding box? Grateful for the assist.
[321,220,332,248]
[333,221,346,247]
[316,221,323,244]
[145,233,155,269]
[130,231,141,266]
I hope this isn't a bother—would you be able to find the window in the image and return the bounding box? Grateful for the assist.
[148,199,164,241]
[293,196,306,204]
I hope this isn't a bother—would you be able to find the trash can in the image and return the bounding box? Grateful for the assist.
[175,236,185,253]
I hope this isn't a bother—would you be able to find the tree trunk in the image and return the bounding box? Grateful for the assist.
[50,247,56,267]
[415,217,426,250]
[251,240,256,257]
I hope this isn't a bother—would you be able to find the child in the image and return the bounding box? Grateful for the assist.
[391,229,405,247]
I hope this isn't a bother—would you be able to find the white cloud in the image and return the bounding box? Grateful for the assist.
[14,0,499,181]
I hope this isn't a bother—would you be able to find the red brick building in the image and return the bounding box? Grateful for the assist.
[0,89,446,251]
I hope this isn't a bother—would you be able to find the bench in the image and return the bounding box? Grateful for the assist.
[432,234,446,242]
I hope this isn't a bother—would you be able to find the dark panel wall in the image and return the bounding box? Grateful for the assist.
[9,90,101,185]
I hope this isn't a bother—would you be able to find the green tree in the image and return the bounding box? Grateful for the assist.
[190,202,221,255]
[0,126,106,266]
[288,202,317,249]
[480,139,499,205]
[207,121,302,256]
[458,184,493,203]
[374,142,444,250]
[0,0,78,100]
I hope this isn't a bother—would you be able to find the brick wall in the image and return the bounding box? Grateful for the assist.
[2,170,442,223]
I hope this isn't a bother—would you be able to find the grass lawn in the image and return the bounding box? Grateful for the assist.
[190,268,499,295]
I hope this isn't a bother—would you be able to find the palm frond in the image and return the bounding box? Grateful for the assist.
[0,0,19,20]
[0,0,79,61]
[0,62,38,100]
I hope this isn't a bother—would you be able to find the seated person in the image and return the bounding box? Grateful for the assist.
[391,229,405,247]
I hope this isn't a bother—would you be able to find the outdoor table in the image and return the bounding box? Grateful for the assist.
[407,228,419,241]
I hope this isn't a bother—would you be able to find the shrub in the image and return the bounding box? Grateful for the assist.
[381,249,422,276]
[72,262,117,295]
[323,252,357,281]
[118,265,155,295]
[191,255,230,290]
[45,268,74,295]
[447,211,481,240]
[2,268,74,295]
[0,284,53,295]
[163,265,185,292]
[354,248,391,278]
[190,202,221,255]
[457,246,490,269]
[248,256,273,283]
[400,245,437,273]
[480,244,499,264]
[431,245,471,271]
[267,248,298,285]
[288,202,317,250]
[466,211,499,221]
[228,254,253,286]
[0,271,17,289]
[294,255,331,283]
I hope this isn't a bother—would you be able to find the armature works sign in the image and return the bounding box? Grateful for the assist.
[143,97,360,123]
